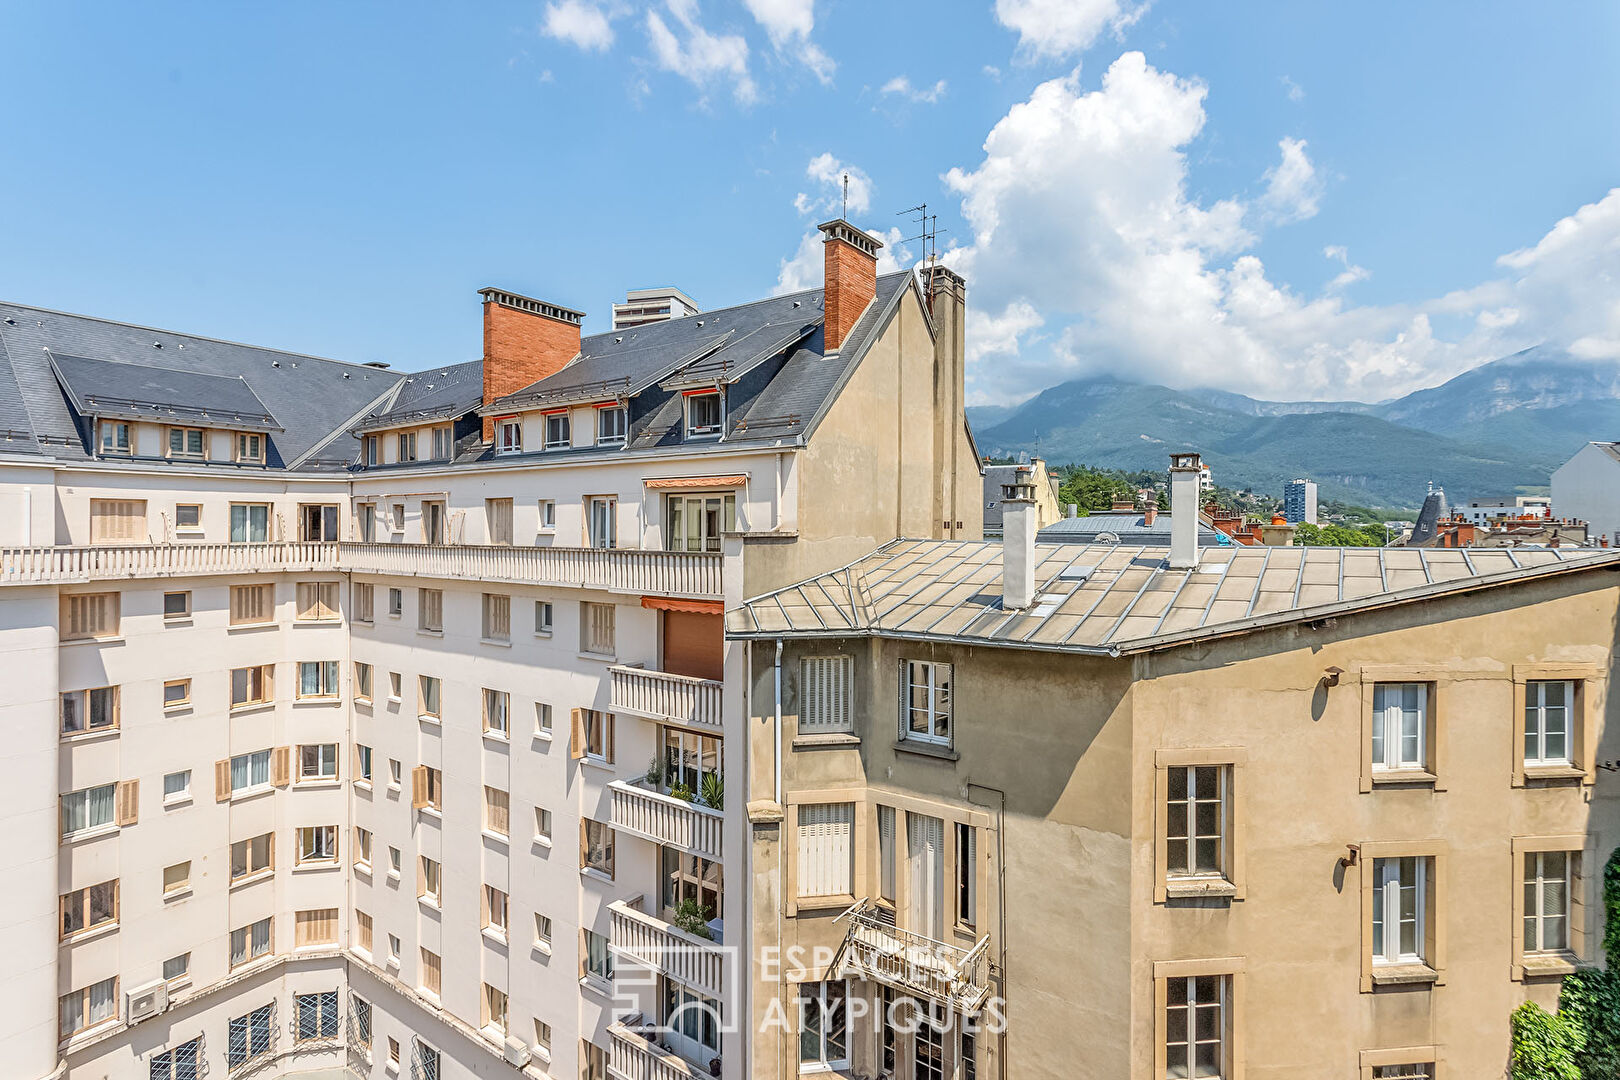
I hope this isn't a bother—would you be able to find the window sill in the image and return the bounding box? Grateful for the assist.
[580,757,615,774]
[533,729,554,743]
[60,727,120,745]
[579,974,614,999]
[481,928,509,948]
[226,623,277,634]
[532,940,553,958]
[355,698,373,709]
[355,780,373,794]
[419,897,442,913]
[163,794,193,809]
[61,824,120,846]
[793,732,861,749]
[482,730,510,745]
[417,629,444,639]
[797,893,857,913]
[1370,962,1438,986]
[293,619,342,627]
[1165,877,1238,899]
[1522,950,1581,977]
[355,863,373,879]
[418,715,442,726]
[480,638,513,649]
[228,702,275,717]
[534,631,553,640]
[293,860,341,873]
[387,869,402,884]
[229,785,274,804]
[1370,768,1437,787]
[162,702,191,714]
[62,920,120,946]
[294,777,341,789]
[482,830,510,847]
[293,696,343,706]
[353,618,374,629]
[532,835,553,850]
[892,739,960,763]
[580,867,615,886]
[61,636,124,646]
[1522,764,1585,782]
[162,886,193,903]
[577,651,618,665]
[419,807,443,821]
[162,617,194,627]
[229,869,275,890]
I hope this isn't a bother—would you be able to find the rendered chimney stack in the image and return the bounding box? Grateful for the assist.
[819,219,884,352]
[478,287,585,441]
[1001,467,1038,610]
[1143,505,1158,526]
[1169,452,1203,569]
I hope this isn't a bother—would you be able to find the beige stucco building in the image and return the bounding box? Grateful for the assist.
[730,455,1619,1080]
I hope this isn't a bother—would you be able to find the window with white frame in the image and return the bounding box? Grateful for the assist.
[234,432,265,464]
[800,656,853,733]
[1372,683,1428,772]
[60,783,116,838]
[353,583,374,624]
[581,819,615,877]
[597,405,627,446]
[418,857,442,905]
[229,917,273,968]
[538,499,556,529]
[297,661,340,700]
[661,979,721,1057]
[161,861,190,896]
[419,675,441,719]
[1372,856,1427,966]
[797,803,854,898]
[163,953,190,986]
[583,929,613,982]
[536,701,554,734]
[482,983,509,1035]
[482,593,511,641]
[544,411,570,449]
[878,805,896,904]
[1525,680,1573,766]
[397,431,418,463]
[422,501,446,545]
[902,660,953,745]
[483,885,509,938]
[1525,850,1575,954]
[587,496,616,548]
[535,807,552,841]
[535,913,553,946]
[388,588,403,617]
[228,503,269,543]
[298,743,338,782]
[61,685,119,735]
[1371,1066,1434,1080]
[163,770,191,802]
[483,689,510,735]
[297,826,338,865]
[535,600,553,635]
[355,827,373,869]
[419,589,443,632]
[60,879,117,938]
[298,504,339,541]
[229,750,273,794]
[174,504,201,532]
[796,980,848,1071]
[1166,765,1228,881]
[659,846,722,926]
[956,822,977,930]
[1164,974,1228,1079]
[661,725,720,794]
[431,426,453,460]
[665,493,736,552]
[581,601,615,656]
[497,417,523,454]
[685,390,722,438]
[59,975,117,1037]
[363,435,379,467]
[575,708,612,762]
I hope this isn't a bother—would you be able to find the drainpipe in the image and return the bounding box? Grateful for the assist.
[773,639,784,805]
[965,782,1009,1080]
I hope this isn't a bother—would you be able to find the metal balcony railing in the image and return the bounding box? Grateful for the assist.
[833,898,993,1012]
[609,666,724,729]
[608,779,724,860]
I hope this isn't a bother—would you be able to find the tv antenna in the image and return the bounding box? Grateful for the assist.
[842,173,850,219]
[897,202,947,267]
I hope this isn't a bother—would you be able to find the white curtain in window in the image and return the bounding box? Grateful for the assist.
[908,812,945,937]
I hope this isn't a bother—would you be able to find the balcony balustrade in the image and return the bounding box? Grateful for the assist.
[608,896,727,1000]
[607,1022,706,1080]
[609,666,723,730]
[833,898,993,1012]
[608,779,724,860]
[0,541,339,584]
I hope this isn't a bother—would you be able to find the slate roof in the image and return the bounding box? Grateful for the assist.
[50,352,281,431]
[355,359,484,432]
[0,300,406,470]
[726,537,1619,656]
[1037,511,1224,546]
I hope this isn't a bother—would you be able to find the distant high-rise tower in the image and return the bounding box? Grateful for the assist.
[611,286,699,330]
[1284,477,1318,524]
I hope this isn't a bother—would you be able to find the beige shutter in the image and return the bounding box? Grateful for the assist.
[480,884,490,928]
[578,819,588,869]
[797,803,854,898]
[215,760,232,802]
[115,779,139,826]
[90,499,146,544]
[570,709,585,760]
[416,858,426,898]
[411,766,428,809]
[605,713,615,764]
[270,746,290,788]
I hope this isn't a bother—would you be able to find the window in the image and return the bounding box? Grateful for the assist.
[420,948,442,996]
[535,600,553,635]
[297,661,340,700]
[431,425,454,460]
[419,676,441,719]
[482,983,509,1035]
[1164,974,1228,1080]
[597,404,627,446]
[163,680,190,709]
[167,426,205,458]
[497,417,523,454]
[231,664,274,707]
[353,994,372,1050]
[389,763,402,791]
[483,885,509,938]
[228,503,269,543]
[418,857,442,904]
[483,594,511,642]
[230,917,273,968]
[536,702,554,734]
[419,589,443,632]
[582,818,616,877]
[297,826,338,865]
[1371,682,1428,773]
[295,990,339,1041]
[797,981,848,1070]
[60,879,118,938]
[357,745,373,784]
[797,803,854,899]
[174,504,201,531]
[878,806,896,904]
[582,1041,608,1080]
[902,660,954,746]
[355,827,373,870]
[661,979,721,1057]
[535,807,553,841]
[422,501,446,545]
[1525,850,1574,954]
[587,496,616,548]
[1525,680,1573,766]
[1166,765,1230,883]
[163,770,191,802]
[60,783,117,837]
[355,662,373,703]
[351,583,374,625]
[1371,1066,1434,1080]
[535,913,553,947]
[162,953,190,986]
[98,420,131,455]
[294,908,336,948]
[661,726,720,793]
[572,708,614,762]
[1372,857,1426,966]
[359,502,378,540]
[801,656,853,733]
[907,812,945,937]
[581,601,616,656]
[412,766,443,812]
[685,390,722,438]
[487,498,514,545]
[583,929,614,981]
[389,935,401,963]
[389,1037,401,1066]
[484,786,510,836]
[61,685,119,735]
[296,581,339,621]
[660,846,722,926]
[234,432,264,463]
[163,861,190,895]
[388,588,403,617]
[415,1041,443,1080]
[228,750,274,795]
[227,1002,274,1069]
[151,1037,201,1079]
[956,822,977,929]
[363,435,379,467]
[538,499,556,529]
[163,589,191,618]
[229,583,273,625]
[666,493,736,552]
[230,833,274,880]
[535,1019,552,1051]
[397,431,418,463]
[391,503,406,533]
[59,976,118,1037]
[544,411,570,449]
[61,591,119,640]
[298,743,338,781]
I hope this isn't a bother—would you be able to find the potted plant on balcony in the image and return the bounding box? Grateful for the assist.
[699,773,723,810]
[673,897,712,939]
[668,781,695,802]
[645,756,665,787]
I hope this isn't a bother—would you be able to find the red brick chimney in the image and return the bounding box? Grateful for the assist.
[819,220,883,352]
[478,287,584,440]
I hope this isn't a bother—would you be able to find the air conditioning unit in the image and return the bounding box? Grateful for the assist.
[125,980,168,1025]
[503,1036,530,1067]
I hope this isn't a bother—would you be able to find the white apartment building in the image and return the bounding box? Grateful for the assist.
[0,219,980,1080]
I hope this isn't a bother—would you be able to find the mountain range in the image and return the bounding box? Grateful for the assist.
[966,346,1620,510]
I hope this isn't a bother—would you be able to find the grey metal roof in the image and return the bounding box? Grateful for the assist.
[727,537,1620,655]
[1037,512,1223,545]
[355,359,483,432]
[0,300,405,469]
[50,352,282,431]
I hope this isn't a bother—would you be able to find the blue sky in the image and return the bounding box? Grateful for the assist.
[2,1,1616,404]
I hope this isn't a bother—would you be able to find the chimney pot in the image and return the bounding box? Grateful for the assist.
[819,219,883,352]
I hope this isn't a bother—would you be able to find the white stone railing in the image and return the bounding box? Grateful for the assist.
[609,897,727,1000]
[609,779,724,860]
[610,666,723,729]
[608,1023,706,1080]
[0,541,723,598]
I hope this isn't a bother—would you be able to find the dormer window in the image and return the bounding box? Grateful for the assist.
[544,412,571,451]
[363,435,379,467]
[235,433,264,464]
[685,391,722,439]
[497,418,522,455]
[167,427,205,459]
[597,405,627,447]
[99,421,131,455]
[398,432,418,463]
[431,426,454,460]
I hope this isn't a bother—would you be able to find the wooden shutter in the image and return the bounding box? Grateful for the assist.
[295,908,337,947]
[605,713,615,764]
[271,746,290,788]
[802,656,853,732]
[569,709,585,760]
[662,610,723,681]
[480,885,490,928]
[215,760,232,802]
[416,858,426,898]
[411,766,429,809]
[91,499,146,544]
[115,779,139,826]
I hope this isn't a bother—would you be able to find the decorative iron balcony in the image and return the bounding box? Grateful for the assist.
[833,898,993,1012]
[609,665,723,729]
[609,779,724,860]
[608,896,727,999]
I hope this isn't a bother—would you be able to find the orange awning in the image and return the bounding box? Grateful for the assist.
[641,596,725,615]
[643,475,747,490]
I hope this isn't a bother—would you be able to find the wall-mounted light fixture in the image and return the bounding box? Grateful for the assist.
[1340,843,1359,868]
[1321,666,1344,688]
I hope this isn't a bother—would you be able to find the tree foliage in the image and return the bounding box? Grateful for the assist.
[1293,522,1387,547]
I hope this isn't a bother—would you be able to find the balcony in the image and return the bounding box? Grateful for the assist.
[609,779,724,860]
[608,1022,707,1080]
[610,666,723,729]
[833,898,992,1012]
[0,541,339,585]
[609,896,727,999]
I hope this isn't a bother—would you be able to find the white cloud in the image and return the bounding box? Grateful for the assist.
[1259,137,1322,224]
[1323,245,1369,292]
[993,0,1144,61]
[796,152,873,218]
[542,0,618,52]
[772,224,912,296]
[645,0,757,104]
[742,0,835,83]
[1280,75,1304,103]
[880,75,948,104]
[940,51,1620,405]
